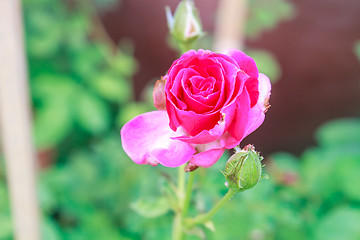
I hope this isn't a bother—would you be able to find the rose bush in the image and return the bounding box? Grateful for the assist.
[121,49,271,168]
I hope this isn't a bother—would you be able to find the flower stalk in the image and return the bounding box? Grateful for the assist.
[185,189,236,229]
[172,168,196,240]
[172,165,186,240]
[182,172,195,219]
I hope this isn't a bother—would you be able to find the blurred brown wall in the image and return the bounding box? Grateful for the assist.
[102,0,360,155]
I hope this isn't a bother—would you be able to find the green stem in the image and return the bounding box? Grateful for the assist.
[186,189,236,228]
[182,172,195,218]
[172,214,183,240]
[178,41,195,54]
[172,165,186,240]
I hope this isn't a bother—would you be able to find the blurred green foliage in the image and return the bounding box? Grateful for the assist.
[247,0,295,39]
[23,0,154,151]
[119,117,360,240]
[172,118,360,240]
[2,115,360,239]
[207,118,360,240]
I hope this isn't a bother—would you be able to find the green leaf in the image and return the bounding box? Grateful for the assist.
[185,226,205,239]
[315,118,360,147]
[0,182,10,212]
[301,148,337,199]
[63,14,90,49]
[71,44,107,79]
[90,73,131,103]
[246,0,295,38]
[0,214,12,239]
[32,75,76,100]
[204,221,216,232]
[38,180,58,213]
[273,205,307,240]
[130,196,170,218]
[334,153,360,201]
[25,9,63,57]
[315,207,360,240]
[75,90,111,134]
[159,178,179,212]
[67,152,98,185]
[34,100,73,149]
[32,75,76,148]
[42,219,61,240]
[110,50,137,77]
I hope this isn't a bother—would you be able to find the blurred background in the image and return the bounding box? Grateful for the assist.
[0,0,360,239]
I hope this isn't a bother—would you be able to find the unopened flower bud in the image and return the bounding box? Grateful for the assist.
[153,77,166,110]
[165,0,203,44]
[224,145,263,192]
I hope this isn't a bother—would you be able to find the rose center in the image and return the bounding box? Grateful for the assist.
[189,76,216,97]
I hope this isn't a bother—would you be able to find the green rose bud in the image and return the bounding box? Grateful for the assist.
[165,0,203,44]
[223,145,264,192]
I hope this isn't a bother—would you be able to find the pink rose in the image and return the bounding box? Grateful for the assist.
[121,49,271,168]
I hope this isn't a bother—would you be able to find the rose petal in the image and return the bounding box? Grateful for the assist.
[221,88,251,148]
[190,140,225,167]
[182,90,213,113]
[193,57,217,69]
[219,132,239,149]
[120,111,196,167]
[174,108,221,136]
[207,65,228,111]
[219,71,249,130]
[215,57,241,103]
[225,49,259,79]
[245,77,259,107]
[189,65,209,78]
[169,69,196,110]
[257,73,271,111]
[166,98,181,131]
[227,70,249,104]
[182,76,214,113]
[190,90,220,107]
[180,49,198,59]
[243,73,271,136]
[190,148,225,168]
[167,50,197,77]
[172,120,225,144]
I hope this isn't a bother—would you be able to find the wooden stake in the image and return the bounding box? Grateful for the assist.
[0,1,41,240]
[213,0,248,52]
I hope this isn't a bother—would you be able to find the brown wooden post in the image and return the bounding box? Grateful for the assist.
[213,0,248,52]
[0,1,41,240]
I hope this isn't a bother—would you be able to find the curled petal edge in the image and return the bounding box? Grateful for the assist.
[120,111,196,167]
[190,140,225,168]
[190,148,225,168]
[243,73,271,137]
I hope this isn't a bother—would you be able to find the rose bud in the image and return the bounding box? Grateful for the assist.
[165,0,203,44]
[153,77,166,110]
[224,145,263,192]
